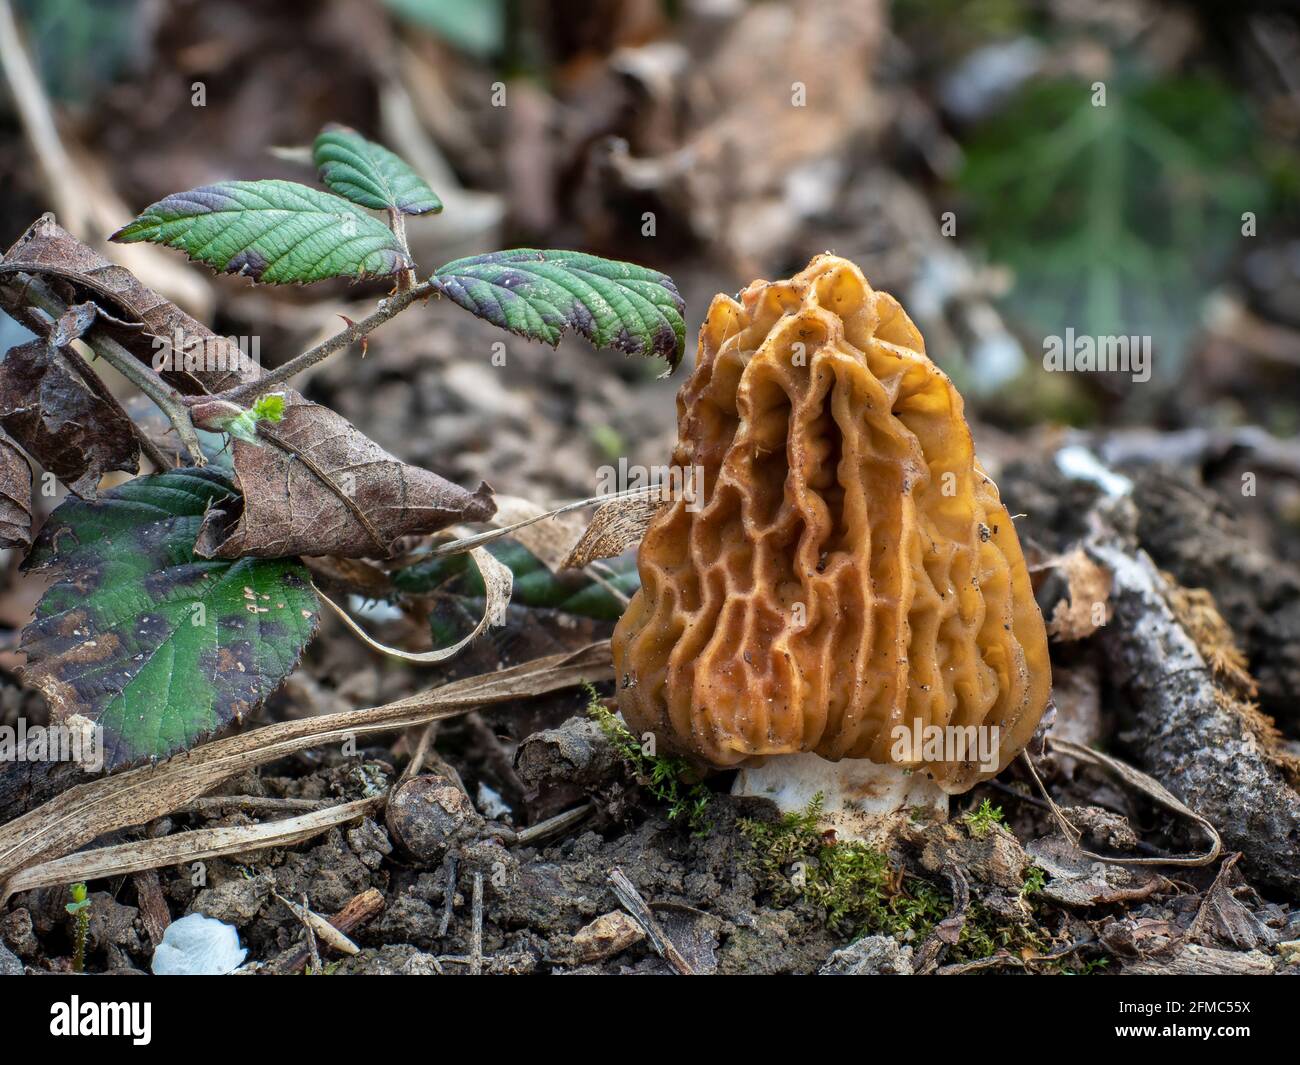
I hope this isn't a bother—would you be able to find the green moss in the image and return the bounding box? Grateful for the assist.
[740,797,1056,964]
[584,684,712,833]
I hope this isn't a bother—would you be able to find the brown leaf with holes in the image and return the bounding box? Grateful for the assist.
[195,392,494,559]
[1047,548,1112,641]
[0,428,32,549]
[1,216,496,557]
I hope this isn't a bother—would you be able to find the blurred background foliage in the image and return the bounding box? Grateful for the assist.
[1,0,1297,458]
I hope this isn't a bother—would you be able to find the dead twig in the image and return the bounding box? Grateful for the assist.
[2,798,383,899]
[0,643,613,895]
[608,867,694,975]
[268,888,385,975]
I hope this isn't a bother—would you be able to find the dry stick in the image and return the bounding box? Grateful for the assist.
[2,797,382,898]
[437,853,458,937]
[269,887,384,975]
[202,280,437,408]
[0,0,90,236]
[132,869,171,949]
[276,889,362,962]
[511,804,593,847]
[435,869,487,972]
[608,867,694,975]
[470,871,484,976]
[3,273,202,464]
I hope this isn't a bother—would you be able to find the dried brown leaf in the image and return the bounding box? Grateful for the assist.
[0,214,254,394]
[0,427,32,549]
[563,487,668,569]
[1047,547,1112,641]
[0,334,138,497]
[193,393,494,559]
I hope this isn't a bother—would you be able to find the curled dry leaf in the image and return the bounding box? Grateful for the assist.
[0,303,139,497]
[563,486,669,570]
[194,392,495,559]
[1,216,495,557]
[0,427,32,549]
[0,214,256,394]
[1046,547,1112,641]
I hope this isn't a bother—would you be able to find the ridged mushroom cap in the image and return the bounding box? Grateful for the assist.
[611,254,1052,793]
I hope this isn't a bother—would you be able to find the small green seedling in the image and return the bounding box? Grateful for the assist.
[65,881,91,973]
[961,798,1007,838]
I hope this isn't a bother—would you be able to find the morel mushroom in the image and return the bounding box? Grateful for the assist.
[611,255,1051,837]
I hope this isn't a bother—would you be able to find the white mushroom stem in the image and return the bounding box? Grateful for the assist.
[732,753,948,846]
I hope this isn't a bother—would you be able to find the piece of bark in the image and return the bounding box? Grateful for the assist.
[131,869,171,949]
[1087,496,1300,895]
[1123,943,1276,976]
[1130,468,1300,722]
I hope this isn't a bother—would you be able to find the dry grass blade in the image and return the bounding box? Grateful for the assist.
[0,642,612,894]
[316,546,512,663]
[2,798,381,901]
[1023,739,1222,868]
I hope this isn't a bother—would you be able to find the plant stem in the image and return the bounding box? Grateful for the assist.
[197,279,436,407]
[388,208,416,293]
[3,273,203,465]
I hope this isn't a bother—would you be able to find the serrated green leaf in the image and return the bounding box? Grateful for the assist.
[21,467,319,769]
[393,539,639,622]
[110,180,413,284]
[314,125,443,215]
[432,249,686,369]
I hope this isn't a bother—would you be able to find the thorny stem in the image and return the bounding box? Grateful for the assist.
[2,273,203,464]
[194,278,437,408]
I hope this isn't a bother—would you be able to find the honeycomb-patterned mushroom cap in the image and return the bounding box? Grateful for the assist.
[611,255,1052,793]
